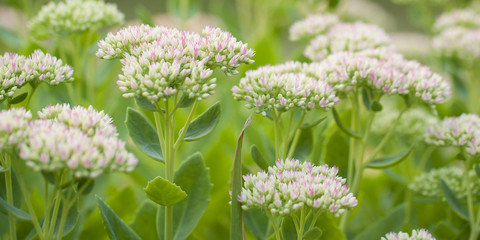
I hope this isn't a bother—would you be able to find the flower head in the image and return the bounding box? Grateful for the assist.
[238,159,357,216]
[0,50,73,101]
[232,61,339,114]
[289,14,339,41]
[28,0,124,36]
[425,114,480,147]
[409,166,480,200]
[18,105,137,179]
[97,25,254,102]
[304,22,392,61]
[0,108,32,150]
[382,229,436,240]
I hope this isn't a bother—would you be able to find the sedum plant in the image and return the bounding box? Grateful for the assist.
[381,229,436,240]
[96,24,254,240]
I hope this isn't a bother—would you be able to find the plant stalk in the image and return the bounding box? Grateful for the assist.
[3,153,17,240]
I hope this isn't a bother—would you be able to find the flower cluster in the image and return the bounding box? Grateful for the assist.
[28,0,124,36]
[306,52,450,105]
[304,22,392,61]
[97,25,254,102]
[409,166,480,200]
[425,114,480,148]
[0,50,74,101]
[18,104,137,179]
[432,9,480,61]
[232,61,339,114]
[238,159,357,217]
[0,108,32,150]
[289,14,339,41]
[382,229,436,240]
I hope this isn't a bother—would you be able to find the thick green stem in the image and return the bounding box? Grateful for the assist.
[297,207,306,240]
[3,153,16,240]
[56,186,75,240]
[25,85,37,109]
[286,112,306,159]
[162,98,175,240]
[465,158,478,240]
[47,172,66,239]
[271,109,282,160]
[266,211,281,240]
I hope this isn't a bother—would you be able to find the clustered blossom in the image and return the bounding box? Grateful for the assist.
[17,104,137,179]
[306,51,450,105]
[289,14,339,41]
[28,0,124,36]
[382,229,436,240]
[432,9,480,61]
[97,25,254,102]
[0,108,32,150]
[304,22,392,61]
[238,159,357,217]
[425,114,480,148]
[0,50,73,101]
[232,61,339,114]
[409,166,480,200]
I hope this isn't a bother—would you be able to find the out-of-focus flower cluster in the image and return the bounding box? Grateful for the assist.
[97,25,254,103]
[0,108,32,150]
[381,229,436,240]
[372,107,437,140]
[238,158,357,217]
[425,114,480,156]
[0,50,74,101]
[290,14,392,61]
[305,51,450,105]
[28,0,124,36]
[409,166,480,200]
[232,61,339,115]
[432,9,480,61]
[0,104,137,179]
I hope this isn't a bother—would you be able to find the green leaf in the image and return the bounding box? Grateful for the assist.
[53,201,79,238]
[231,117,251,240]
[144,176,187,206]
[432,220,460,239]
[96,196,142,240]
[251,144,269,171]
[135,97,158,111]
[292,128,313,161]
[130,200,158,240]
[371,101,383,112]
[315,212,345,240]
[441,179,469,220]
[125,108,164,162]
[177,94,195,108]
[244,209,270,240]
[361,88,372,110]
[367,146,413,169]
[41,170,56,184]
[304,227,322,240]
[77,179,95,195]
[353,204,406,240]
[0,166,8,173]
[0,194,31,220]
[300,116,327,129]
[183,102,221,141]
[157,153,212,240]
[9,92,28,104]
[331,108,361,139]
[281,215,297,240]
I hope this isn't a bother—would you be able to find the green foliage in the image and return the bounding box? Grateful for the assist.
[157,153,211,240]
[183,102,221,141]
[0,194,31,220]
[97,196,142,240]
[244,209,270,240]
[367,146,413,169]
[144,176,187,206]
[353,204,406,240]
[125,107,164,162]
[441,180,469,220]
[130,200,158,240]
[251,144,270,171]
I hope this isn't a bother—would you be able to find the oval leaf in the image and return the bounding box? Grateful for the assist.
[125,108,164,162]
[304,227,323,240]
[251,144,269,171]
[144,176,187,206]
[300,116,327,129]
[353,204,406,240]
[244,208,270,240]
[183,102,221,141]
[135,96,157,111]
[9,92,28,104]
[0,195,31,220]
[130,200,158,240]
[96,196,142,240]
[441,179,469,220]
[331,108,361,139]
[177,94,195,108]
[367,146,413,169]
[361,88,372,110]
[281,214,297,240]
[77,179,95,195]
[156,153,212,240]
